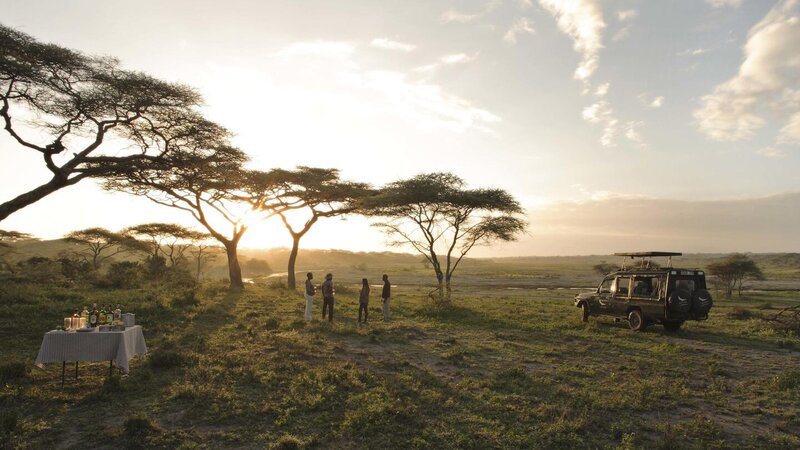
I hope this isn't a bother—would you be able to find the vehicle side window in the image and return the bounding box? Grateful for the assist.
[632,276,660,299]
[599,277,613,293]
[613,276,630,297]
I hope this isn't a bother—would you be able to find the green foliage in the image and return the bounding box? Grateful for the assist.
[707,254,765,298]
[772,369,800,391]
[98,261,143,289]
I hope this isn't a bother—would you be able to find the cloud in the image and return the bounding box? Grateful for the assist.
[275,41,355,59]
[678,47,710,56]
[706,0,743,8]
[361,70,501,132]
[275,41,499,134]
[594,82,609,97]
[440,53,477,64]
[370,38,416,52]
[638,93,664,108]
[441,0,501,23]
[778,111,800,144]
[509,193,800,255]
[694,0,800,142]
[503,17,536,44]
[756,147,786,158]
[617,9,637,21]
[538,0,606,82]
[624,121,646,147]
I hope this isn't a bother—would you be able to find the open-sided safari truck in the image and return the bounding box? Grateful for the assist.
[574,252,713,331]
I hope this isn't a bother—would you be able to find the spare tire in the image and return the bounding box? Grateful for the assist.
[668,288,692,313]
[692,289,713,313]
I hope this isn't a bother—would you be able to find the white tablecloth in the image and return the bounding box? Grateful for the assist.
[35,325,147,374]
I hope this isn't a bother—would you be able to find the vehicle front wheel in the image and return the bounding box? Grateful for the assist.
[580,302,590,323]
[628,309,646,331]
[663,320,684,332]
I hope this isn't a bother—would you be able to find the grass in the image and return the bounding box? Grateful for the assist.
[0,274,799,449]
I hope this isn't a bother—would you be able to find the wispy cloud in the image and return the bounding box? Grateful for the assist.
[694,0,800,142]
[624,121,646,147]
[678,47,710,56]
[706,0,743,8]
[638,93,664,108]
[440,53,477,64]
[503,17,536,44]
[441,0,501,23]
[756,147,786,158]
[778,111,800,144]
[594,82,610,97]
[617,9,637,21]
[370,38,416,52]
[538,0,606,82]
[362,70,501,132]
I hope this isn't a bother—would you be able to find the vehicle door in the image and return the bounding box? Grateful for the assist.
[610,275,631,317]
[631,275,660,318]
[596,276,614,315]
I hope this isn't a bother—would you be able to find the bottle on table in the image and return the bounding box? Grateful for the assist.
[100,305,108,325]
[89,304,98,328]
[114,304,122,322]
[105,306,114,325]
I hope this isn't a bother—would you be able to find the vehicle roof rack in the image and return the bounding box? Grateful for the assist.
[614,251,682,269]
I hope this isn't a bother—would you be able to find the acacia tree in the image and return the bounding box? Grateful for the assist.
[707,254,764,298]
[125,223,209,267]
[369,173,526,301]
[105,146,252,289]
[244,167,371,289]
[65,227,148,269]
[0,24,227,221]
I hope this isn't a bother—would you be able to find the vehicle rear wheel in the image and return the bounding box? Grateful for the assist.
[628,309,646,331]
[580,302,590,322]
[663,320,684,332]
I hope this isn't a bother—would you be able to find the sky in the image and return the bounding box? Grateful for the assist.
[1,0,799,256]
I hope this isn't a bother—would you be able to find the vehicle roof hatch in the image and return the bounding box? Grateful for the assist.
[614,252,682,269]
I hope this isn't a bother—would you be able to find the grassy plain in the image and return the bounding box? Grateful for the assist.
[1,273,799,449]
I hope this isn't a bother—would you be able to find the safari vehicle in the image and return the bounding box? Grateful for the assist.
[574,252,712,331]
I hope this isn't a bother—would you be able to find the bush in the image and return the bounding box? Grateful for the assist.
[123,413,157,438]
[15,256,65,284]
[99,261,143,289]
[0,361,27,384]
[1,412,17,435]
[58,257,93,281]
[773,369,800,391]
[172,289,199,308]
[149,349,187,370]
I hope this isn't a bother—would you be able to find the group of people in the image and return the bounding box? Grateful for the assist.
[304,272,391,323]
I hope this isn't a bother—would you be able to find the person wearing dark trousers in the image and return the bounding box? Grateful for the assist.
[304,272,315,321]
[358,278,370,323]
[321,273,335,322]
[381,274,391,321]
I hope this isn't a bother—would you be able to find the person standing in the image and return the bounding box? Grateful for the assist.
[358,278,370,323]
[321,273,335,322]
[304,272,316,321]
[381,274,391,322]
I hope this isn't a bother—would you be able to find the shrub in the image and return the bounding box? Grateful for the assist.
[1,412,17,435]
[123,413,157,438]
[172,289,199,308]
[0,361,27,384]
[16,256,65,284]
[98,261,143,289]
[149,349,187,370]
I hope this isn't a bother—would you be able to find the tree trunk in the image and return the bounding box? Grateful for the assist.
[0,174,73,222]
[287,236,300,290]
[225,243,244,289]
[445,274,452,300]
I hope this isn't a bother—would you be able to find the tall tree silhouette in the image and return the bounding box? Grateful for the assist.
[244,167,371,289]
[369,173,526,301]
[0,24,227,221]
[105,146,252,289]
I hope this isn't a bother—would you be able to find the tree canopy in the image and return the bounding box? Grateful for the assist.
[243,166,373,288]
[104,145,252,288]
[707,253,764,298]
[65,227,148,269]
[368,172,526,300]
[0,24,228,221]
